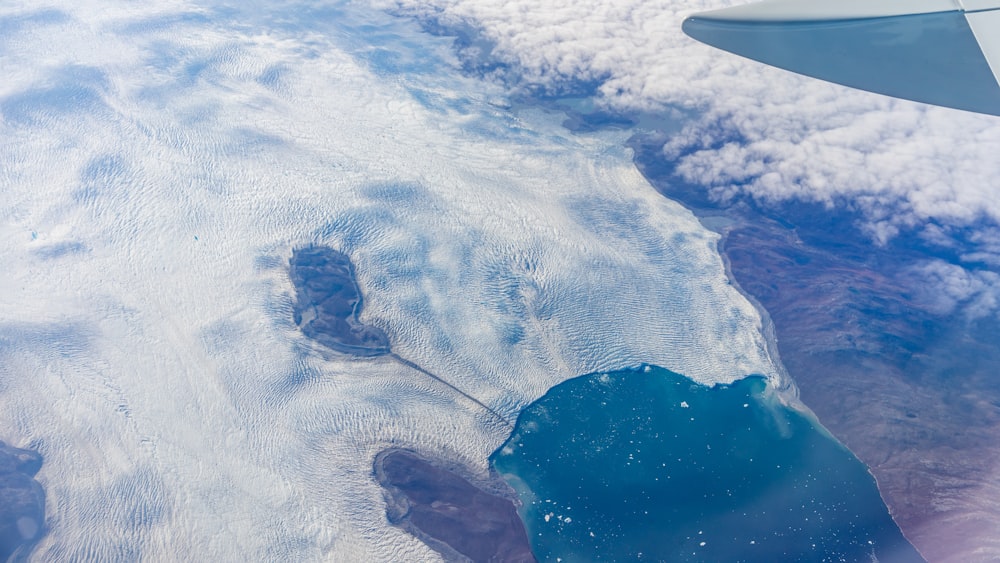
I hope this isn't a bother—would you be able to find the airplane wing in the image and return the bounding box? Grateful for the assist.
[682,0,1000,116]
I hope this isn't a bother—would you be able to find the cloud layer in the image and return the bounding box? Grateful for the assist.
[380,0,1000,237]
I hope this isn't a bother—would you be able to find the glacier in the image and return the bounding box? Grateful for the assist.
[0,0,779,559]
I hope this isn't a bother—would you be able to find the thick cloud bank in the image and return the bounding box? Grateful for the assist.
[380,0,1000,240]
[0,0,776,559]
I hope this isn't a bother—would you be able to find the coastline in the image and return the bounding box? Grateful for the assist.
[712,218,799,404]
[706,226,929,559]
[625,135,929,560]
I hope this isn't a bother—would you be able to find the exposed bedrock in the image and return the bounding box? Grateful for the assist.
[289,245,391,357]
[376,449,535,563]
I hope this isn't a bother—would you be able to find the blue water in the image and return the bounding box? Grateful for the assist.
[491,366,923,562]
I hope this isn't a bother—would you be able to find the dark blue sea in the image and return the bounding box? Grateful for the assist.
[491,366,923,562]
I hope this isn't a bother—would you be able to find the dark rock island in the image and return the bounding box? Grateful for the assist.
[0,441,45,562]
[376,449,535,563]
[289,246,390,357]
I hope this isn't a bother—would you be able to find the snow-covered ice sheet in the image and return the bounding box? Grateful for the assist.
[0,1,777,559]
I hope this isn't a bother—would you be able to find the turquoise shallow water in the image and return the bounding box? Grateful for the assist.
[491,366,923,562]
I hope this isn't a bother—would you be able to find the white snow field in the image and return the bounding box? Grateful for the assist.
[0,1,778,560]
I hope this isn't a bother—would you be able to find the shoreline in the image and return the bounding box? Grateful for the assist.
[670,207,928,561]
[624,141,931,560]
[712,218,799,404]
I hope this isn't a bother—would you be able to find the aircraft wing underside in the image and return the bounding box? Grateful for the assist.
[683,0,1000,116]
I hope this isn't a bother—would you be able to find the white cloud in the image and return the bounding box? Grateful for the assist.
[904,259,1000,318]
[379,0,1000,235]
